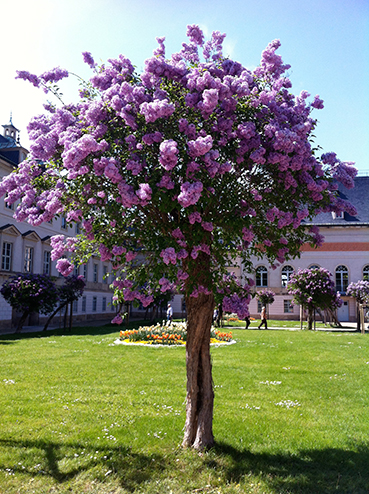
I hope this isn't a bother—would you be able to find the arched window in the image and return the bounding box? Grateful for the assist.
[256,266,268,287]
[309,264,320,270]
[363,265,369,282]
[335,265,349,293]
[281,265,294,287]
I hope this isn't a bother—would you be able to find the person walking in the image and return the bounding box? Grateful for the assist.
[245,316,251,329]
[216,304,223,327]
[167,303,173,325]
[258,306,267,329]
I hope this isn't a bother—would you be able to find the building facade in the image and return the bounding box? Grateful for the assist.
[0,119,116,329]
[244,176,369,322]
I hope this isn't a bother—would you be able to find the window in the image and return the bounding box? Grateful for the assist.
[281,265,294,287]
[83,264,87,281]
[92,296,97,312]
[363,265,369,282]
[75,222,81,234]
[332,211,344,219]
[73,299,78,313]
[256,266,268,287]
[309,264,320,270]
[61,217,67,229]
[73,265,79,277]
[93,264,98,283]
[24,247,34,273]
[4,201,13,210]
[102,297,106,312]
[1,242,12,271]
[43,251,51,275]
[82,296,86,312]
[103,265,108,284]
[284,300,294,313]
[336,265,349,293]
[257,300,262,313]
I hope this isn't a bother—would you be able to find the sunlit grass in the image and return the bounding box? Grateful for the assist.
[0,325,369,493]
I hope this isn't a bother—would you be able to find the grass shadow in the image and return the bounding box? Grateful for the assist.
[0,437,165,491]
[211,441,369,493]
[2,436,369,493]
[0,319,151,342]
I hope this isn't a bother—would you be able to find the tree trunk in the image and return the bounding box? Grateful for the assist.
[43,301,69,331]
[63,304,68,329]
[69,302,73,332]
[150,305,157,323]
[15,311,30,333]
[307,307,314,330]
[182,291,215,450]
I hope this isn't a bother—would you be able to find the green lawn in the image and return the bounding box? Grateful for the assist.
[1,323,369,493]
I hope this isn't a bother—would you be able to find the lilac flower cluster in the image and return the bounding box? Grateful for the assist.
[16,67,69,95]
[347,281,369,304]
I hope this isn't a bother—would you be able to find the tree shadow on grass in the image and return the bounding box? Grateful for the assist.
[2,437,369,493]
[0,320,148,342]
[211,441,369,493]
[0,437,165,492]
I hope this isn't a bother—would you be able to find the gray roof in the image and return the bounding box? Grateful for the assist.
[0,134,17,149]
[308,176,369,226]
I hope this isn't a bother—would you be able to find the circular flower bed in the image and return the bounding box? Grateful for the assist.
[115,322,234,346]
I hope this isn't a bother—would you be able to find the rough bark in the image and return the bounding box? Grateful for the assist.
[182,291,215,450]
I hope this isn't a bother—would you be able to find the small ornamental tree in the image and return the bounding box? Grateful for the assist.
[0,274,58,332]
[347,281,369,332]
[256,288,275,307]
[287,268,342,330]
[43,275,86,331]
[215,273,253,319]
[0,26,357,449]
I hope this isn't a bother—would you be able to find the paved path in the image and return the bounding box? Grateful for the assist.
[0,320,366,336]
[228,322,365,332]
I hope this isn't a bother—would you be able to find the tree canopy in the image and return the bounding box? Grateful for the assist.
[2,26,356,312]
[347,281,369,305]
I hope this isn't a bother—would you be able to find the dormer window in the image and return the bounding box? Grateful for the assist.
[332,211,344,219]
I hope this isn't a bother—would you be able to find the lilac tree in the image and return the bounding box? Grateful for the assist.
[287,268,342,330]
[43,274,86,331]
[347,281,369,332]
[256,288,275,307]
[0,26,356,449]
[0,274,58,332]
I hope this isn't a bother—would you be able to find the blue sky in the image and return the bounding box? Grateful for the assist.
[1,0,368,172]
